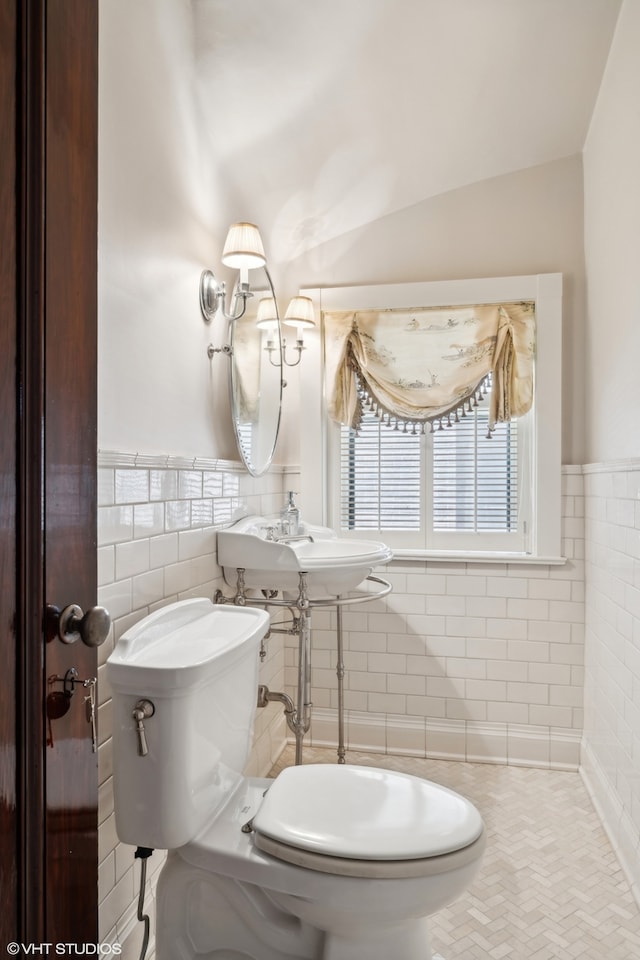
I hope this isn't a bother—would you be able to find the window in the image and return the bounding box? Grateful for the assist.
[336,375,528,552]
[299,274,562,562]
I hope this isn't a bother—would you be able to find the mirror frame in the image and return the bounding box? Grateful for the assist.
[228,266,283,477]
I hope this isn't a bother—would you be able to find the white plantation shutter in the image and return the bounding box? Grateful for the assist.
[339,416,421,530]
[339,383,521,546]
[432,403,518,533]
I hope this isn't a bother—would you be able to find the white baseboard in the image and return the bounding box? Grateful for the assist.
[580,739,640,908]
[305,708,581,770]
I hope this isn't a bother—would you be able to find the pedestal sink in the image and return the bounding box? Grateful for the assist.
[216,515,393,595]
[216,515,393,764]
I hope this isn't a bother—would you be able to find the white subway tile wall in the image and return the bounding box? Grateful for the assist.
[298,467,586,772]
[98,460,602,952]
[582,462,640,904]
[96,454,289,952]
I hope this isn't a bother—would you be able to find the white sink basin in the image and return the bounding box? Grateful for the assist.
[217,516,393,595]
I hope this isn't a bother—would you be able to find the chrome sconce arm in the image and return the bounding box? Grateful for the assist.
[199,269,253,324]
[199,221,266,327]
[258,295,315,368]
[263,332,305,368]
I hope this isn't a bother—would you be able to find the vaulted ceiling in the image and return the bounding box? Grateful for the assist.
[194,0,621,260]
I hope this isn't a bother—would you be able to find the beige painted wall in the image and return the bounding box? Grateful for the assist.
[283,155,587,465]
[583,0,640,464]
[98,0,588,470]
[98,0,265,462]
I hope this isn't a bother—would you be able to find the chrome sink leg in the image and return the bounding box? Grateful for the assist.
[336,600,346,763]
[287,572,312,765]
[294,607,313,765]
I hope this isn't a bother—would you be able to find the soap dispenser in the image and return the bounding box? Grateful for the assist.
[281,491,300,537]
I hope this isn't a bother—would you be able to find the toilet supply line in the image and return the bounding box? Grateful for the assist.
[134,847,153,960]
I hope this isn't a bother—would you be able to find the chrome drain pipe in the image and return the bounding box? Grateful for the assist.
[257,680,311,762]
[257,683,295,719]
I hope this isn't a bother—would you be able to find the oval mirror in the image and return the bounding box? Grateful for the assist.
[229,266,283,476]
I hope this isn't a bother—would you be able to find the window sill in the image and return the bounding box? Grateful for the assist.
[390,549,567,565]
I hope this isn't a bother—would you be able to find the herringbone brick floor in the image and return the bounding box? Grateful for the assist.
[271,746,640,959]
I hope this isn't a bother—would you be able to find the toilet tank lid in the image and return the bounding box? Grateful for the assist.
[107,598,269,689]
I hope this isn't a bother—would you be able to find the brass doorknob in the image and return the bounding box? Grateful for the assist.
[58,603,111,647]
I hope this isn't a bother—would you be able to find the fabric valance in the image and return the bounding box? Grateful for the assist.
[324,301,535,433]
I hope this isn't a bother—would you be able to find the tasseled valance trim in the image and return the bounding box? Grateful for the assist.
[352,366,494,437]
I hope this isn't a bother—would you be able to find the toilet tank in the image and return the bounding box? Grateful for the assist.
[107,598,270,850]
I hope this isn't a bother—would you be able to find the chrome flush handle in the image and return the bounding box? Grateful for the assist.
[132,699,155,757]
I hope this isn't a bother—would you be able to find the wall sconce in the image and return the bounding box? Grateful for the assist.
[281,296,316,366]
[256,297,279,350]
[199,222,266,323]
[256,295,315,367]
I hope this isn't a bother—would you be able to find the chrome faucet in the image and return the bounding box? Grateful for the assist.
[260,524,314,545]
[276,534,315,544]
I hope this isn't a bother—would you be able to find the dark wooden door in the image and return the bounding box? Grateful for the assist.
[1,0,99,946]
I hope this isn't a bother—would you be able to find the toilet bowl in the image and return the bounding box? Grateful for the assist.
[107,598,486,960]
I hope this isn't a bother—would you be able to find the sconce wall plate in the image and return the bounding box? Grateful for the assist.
[199,269,220,323]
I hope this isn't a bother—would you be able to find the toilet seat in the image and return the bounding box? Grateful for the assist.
[254,828,486,879]
[251,764,485,878]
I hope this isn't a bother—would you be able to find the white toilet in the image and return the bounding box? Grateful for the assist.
[107,598,486,960]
